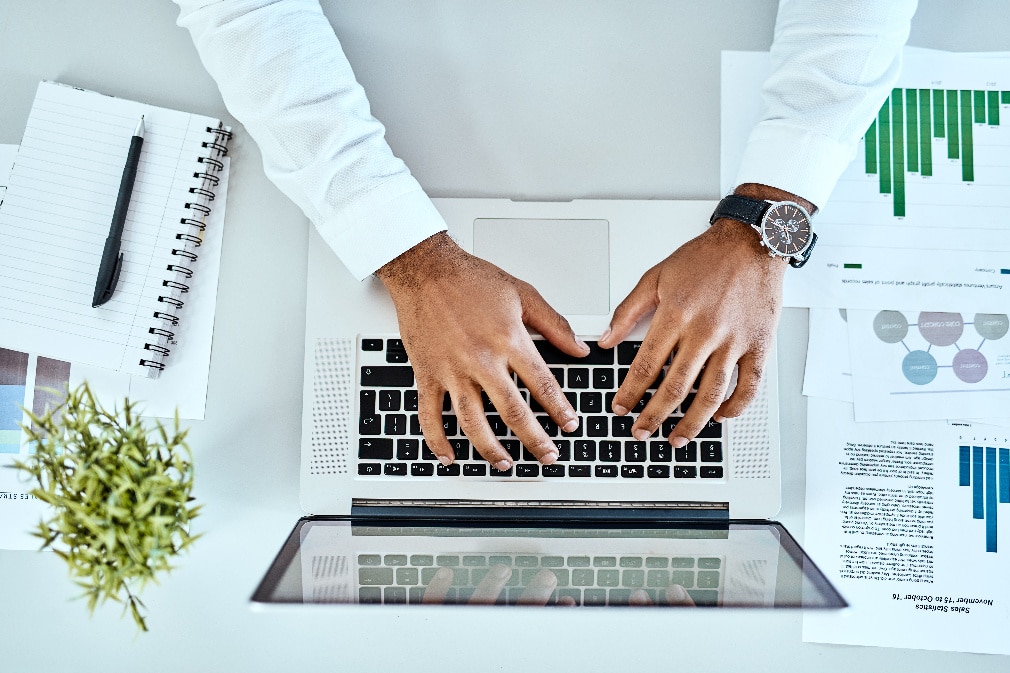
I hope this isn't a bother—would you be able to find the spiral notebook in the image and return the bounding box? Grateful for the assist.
[0,81,231,378]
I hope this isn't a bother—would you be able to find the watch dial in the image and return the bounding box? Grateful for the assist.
[761,203,812,256]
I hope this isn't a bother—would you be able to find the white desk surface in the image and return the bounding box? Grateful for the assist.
[1,1,1007,671]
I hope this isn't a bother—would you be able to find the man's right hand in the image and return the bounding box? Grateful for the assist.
[375,232,588,471]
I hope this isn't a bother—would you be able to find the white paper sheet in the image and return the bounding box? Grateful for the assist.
[803,308,854,403]
[847,308,1010,423]
[721,49,1010,311]
[0,144,15,201]
[802,397,1010,654]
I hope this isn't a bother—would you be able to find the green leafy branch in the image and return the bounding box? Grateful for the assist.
[10,382,202,632]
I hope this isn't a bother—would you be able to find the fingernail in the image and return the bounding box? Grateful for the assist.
[671,436,689,448]
[600,328,611,344]
[633,428,651,441]
[713,415,726,423]
[540,451,559,465]
[494,459,511,472]
[575,337,589,351]
[667,584,688,601]
[438,455,453,466]
[613,404,628,416]
[562,419,579,433]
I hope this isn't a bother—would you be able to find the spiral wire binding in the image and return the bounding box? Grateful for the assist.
[140,121,230,372]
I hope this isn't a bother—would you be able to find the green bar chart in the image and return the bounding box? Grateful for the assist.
[864,87,1010,217]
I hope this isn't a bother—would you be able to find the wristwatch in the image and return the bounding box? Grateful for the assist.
[709,194,817,268]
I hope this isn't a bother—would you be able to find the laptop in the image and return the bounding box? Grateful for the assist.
[252,199,844,609]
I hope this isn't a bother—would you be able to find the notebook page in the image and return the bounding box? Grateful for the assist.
[0,82,222,375]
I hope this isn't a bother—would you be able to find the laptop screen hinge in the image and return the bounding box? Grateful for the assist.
[351,499,729,523]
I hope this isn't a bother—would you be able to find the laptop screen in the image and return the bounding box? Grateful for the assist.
[252,517,845,609]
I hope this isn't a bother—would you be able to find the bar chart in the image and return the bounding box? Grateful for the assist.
[864,88,1010,217]
[0,347,71,453]
[959,444,1010,553]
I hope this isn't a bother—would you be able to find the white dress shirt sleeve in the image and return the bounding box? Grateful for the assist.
[734,0,919,209]
[172,0,447,280]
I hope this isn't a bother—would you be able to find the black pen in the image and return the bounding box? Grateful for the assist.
[93,115,145,307]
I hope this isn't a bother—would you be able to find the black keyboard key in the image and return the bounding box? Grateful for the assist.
[534,339,612,365]
[698,420,724,438]
[632,393,651,413]
[569,465,591,477]
[463,464,487,477]
[650,442,672,462]
[701,441,723,462]
[595,465,619,478]
[397,439,419,460]
[384,414,407,435]
[379,390,401,411]
[437,463,461,477]
[676,442,698,462]
[450,438,470,461]
[586,416,608,437]
[502,440,521,461]
[359,390,376,415]
[568,368,590,389]
[409,414,422,436]
[361,366,414,387]
[421,442,437,461]
[442,392,453,412]
[701,466,724,478]
[491,465,513,476]
[560,416,582,437]
[487,415,508,437]
[580,392,603,413]
[535,416,558,437]
[647,465,671,478]
[551,368,565,387]
[442,415,457,436]
[384,462,407,476]
[481,391,496,412]
[611,416,634,437]
[600,441,621,462]
[361,338,383,351]
[552,440,571,461]
[359,413,381,436]
[674,465,697,478]
[624,441,646,462]
[522,447,538,462]
[592,368,615,389]
[404,390,418,411]
[358,462,381,476]
[516,464,540,478]
[564,391,578,409]
[617,342,641,365]
[542,464,565,477]
[574,440,596,461]
[359,438,393,460]
[411,463,434,476]
[621,465,644,478]
[385,349,409,363]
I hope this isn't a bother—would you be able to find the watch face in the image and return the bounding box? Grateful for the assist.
[760,202,813,257]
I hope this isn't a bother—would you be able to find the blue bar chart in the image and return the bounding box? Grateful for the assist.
[959,444,1010,552]
[0,348,71,454]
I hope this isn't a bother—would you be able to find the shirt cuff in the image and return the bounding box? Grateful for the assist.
[314,177,448,280]
[733,122,857,210]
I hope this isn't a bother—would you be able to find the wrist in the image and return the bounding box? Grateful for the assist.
[732,183,817,216]
[375,231,462,291]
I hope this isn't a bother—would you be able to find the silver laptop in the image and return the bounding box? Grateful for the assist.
[253,199,841,609]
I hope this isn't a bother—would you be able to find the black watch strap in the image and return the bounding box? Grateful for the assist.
[709,194,768,226]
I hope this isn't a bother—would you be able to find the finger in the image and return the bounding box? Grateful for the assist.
[715,350,765,422]
[516,569,559,606]
[665,584,696,607]
[485,379,559,464]
[421,567,454,604]
[416,382,455,465]
[666,351,735,448]
[453,383,513,471]
[556,595,577,607]
[612,317,677,419]
[510,342,578,435]
[469,564,511,605]
[518,281,590,358]
[629,589,653,606]
[597,267,659,350]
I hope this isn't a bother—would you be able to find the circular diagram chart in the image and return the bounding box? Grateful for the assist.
[873,311,1010,386]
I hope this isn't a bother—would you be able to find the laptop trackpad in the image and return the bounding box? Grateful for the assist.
[472,218,610,315]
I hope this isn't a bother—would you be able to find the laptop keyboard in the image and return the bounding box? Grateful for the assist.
[354,552,722,606]
[356,337,726,480]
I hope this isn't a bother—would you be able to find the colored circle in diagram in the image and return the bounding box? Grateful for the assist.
[952,349,988,383]
[917,312,964,347]
[902,350,938,385]
[872,310,908,343]
[974,313,1010,341]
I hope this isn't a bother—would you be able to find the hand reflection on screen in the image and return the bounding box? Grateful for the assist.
[420,565,695,607]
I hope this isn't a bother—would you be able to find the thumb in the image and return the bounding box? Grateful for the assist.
[518,282,589,357]
[597,269,659,349]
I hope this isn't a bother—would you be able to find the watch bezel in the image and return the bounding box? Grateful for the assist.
[757,200,815,260]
